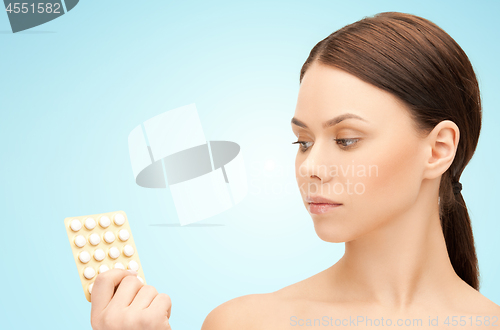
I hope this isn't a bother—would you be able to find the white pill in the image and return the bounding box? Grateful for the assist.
[99,264,110,273]
[128,260,139,272]
[89,233,101,246]
[137,276,144,283]
[99,216,111,228]
[94,248,105,261]
[83,267,95,280]
[74,235,86,248]
[79,251,91,264]
[84,217,96,230]
[114,262,125,270]
[70,219,82,232]
[88,283,94,294]
[108,247,120,259]
[113,213,125,226]
[118,229,130,241]
[123,244,135,257]
[103,231,115,243]
[83,267,96,279]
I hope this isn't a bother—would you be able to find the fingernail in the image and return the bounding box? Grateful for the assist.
[128,270,138,275]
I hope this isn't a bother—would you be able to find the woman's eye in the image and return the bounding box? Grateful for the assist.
[334,138,360,149]
[291,140,313,152]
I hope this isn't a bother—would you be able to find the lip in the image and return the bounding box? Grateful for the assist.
[305,195,342,204]
[306,195,343,215]
[308,203,342,214]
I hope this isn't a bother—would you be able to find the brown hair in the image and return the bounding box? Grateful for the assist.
[300,12,481,290]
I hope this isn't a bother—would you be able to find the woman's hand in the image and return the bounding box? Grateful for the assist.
[90,269,172,330]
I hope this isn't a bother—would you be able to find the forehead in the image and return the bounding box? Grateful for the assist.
[294,62,412,130]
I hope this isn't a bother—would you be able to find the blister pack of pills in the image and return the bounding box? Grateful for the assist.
[64,210,146,302]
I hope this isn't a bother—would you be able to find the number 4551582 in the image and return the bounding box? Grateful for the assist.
[5,2,61,14]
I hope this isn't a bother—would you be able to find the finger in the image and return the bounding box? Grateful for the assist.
[91,269,135,316]
[148,293,172,319]
[129,285,158,310]
[108,274,144,308]
[167,301,172,319]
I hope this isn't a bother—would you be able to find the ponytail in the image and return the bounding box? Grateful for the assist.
[439,174,480,290]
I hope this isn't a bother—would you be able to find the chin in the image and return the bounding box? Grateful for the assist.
[312,217,351,243]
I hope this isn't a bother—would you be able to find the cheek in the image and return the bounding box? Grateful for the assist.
[316,140,422,243]
[355,137,422,222]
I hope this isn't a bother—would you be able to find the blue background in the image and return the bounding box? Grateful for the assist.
[1,0,499,329]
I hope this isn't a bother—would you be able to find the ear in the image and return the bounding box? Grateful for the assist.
[422,120,460,180]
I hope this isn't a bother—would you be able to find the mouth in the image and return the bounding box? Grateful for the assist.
[306,195,343,214]
[308,202,342,214]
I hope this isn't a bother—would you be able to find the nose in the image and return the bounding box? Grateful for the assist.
[297,139,333,184]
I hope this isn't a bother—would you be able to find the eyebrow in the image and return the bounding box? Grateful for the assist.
[291,113,368,129]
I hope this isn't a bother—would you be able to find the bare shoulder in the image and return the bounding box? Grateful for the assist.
[453,281,500,316]
[201,292,287,330]
[473,293,500,315]
[201,272,330,330]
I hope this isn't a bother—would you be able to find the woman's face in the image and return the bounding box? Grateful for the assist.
[292,61,427,243]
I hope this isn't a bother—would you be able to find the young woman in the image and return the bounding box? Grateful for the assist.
[89,12,500,330]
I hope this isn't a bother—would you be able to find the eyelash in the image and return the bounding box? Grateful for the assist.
[291,138,359,152]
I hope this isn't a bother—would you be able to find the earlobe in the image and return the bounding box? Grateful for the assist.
[424,120,460,179]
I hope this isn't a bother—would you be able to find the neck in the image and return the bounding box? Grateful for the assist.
[330,190,462,312]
